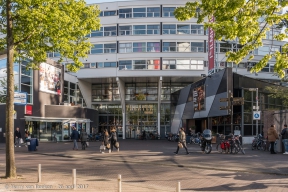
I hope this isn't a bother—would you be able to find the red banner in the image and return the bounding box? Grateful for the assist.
[25,105,33,115]
[208,17,215,75]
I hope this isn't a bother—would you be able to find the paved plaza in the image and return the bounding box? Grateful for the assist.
[0,140,287,192]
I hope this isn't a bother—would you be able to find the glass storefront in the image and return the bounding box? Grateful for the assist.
[126,104,157,139]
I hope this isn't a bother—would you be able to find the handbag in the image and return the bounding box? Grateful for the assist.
[178,142,183,148]
[86,142,89,147]
[115,142,119,148]
[106,143,111,149]
[20,138,24,144]
[100,145,105,150]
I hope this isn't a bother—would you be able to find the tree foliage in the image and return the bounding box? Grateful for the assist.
[0,0,101,72]
[0,77,18,103]
[174,0,288,78]
[265,86,288,107]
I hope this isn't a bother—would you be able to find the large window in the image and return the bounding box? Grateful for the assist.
[119,25,132,36]
[147,25,160,34]
[104,26,117,36]
[177,25,190,34]
[118,59,160,70]
[147,42,160,52]
[104,10,117,16]
[147,7,160,17]
[119,43,132,53]
[163,59,204,70]
[119,8,132,18]
[191,60,204,70]
[98,62,117,68]
[133,8,146,17]
[163,7,175,17]
[133,42,146,52]
[133,25,146,35]
[91,27,103,37]
[92,83,120,102]
[91,44,103,54]
[163,24,176,35]
[104,44,117,53]
[191,25,204,35]
[176,60,190,69]
[119,60,132,70]
[177,42,190,52]
[163,42,176,52]
[162,59,176,69]
[191,42,204,52]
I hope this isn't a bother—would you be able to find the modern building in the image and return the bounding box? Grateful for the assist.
[47,0,286,139]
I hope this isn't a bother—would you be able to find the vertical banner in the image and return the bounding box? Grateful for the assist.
[208,17,215,75]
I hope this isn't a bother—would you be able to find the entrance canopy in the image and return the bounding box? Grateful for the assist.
[23,116,92,123]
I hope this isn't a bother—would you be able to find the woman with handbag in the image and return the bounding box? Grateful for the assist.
[103,130,111,153]
[174,127,189,155]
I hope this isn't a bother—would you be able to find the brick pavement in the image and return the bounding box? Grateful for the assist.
[0,140,287,192]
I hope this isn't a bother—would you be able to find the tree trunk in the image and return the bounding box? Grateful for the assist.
[5,0,17,178]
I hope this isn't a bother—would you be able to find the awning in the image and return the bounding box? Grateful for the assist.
[22,116,93,123]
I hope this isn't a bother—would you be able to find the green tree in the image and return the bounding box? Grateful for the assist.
[174,0,288,78]
[265,86,288,107]
[0,77,18,103]
[0,0,100,178]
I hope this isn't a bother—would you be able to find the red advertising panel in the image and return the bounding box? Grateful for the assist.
[25,105,33,115]
[208,17,215,75]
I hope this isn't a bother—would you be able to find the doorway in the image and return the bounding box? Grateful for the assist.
[195,120,202,133]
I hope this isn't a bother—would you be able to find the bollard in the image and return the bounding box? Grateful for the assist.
[176,181,181,192]
[72,169,76,190]
[38,164,41,183]
[118,174,122,192]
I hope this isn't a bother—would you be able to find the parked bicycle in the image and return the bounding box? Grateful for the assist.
[190,132,201,145]
[216,134,231,154]
[251,134,266,151]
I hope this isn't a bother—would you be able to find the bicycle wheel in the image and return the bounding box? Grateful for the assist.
[261,141,267,151]
[216,143,222,153]
[239,145,245,155]
[251,141,256,150]
[205,144,212,154]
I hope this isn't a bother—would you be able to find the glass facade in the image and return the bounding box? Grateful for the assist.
[63,81,86,107]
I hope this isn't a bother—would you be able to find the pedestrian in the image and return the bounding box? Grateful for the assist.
[281,124,288,154]
[142,130,146,140]
[267,124,279,154]
[174,127,189,155]
[24,129,30,147]
[103,129,111,153]
[110,127,119,152]
[14,127,22,147]
[71,127,79,150]
[188,128,193,136]
[80,128,88,150]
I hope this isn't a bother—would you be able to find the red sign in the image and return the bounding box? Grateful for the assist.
[25,105,33,115]
[208,17,215,75]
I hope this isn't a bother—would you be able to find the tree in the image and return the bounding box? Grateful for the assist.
[0,77,18,103]
[174,0,288,78]
[265,86,288,107]
[0,0,101,178]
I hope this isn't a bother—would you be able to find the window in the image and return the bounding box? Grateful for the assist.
[219,43,231,53]
[104,62,117,67]
[147,7,160,17]
[176,60,190,69]
[163,59,176,69]
[163,7,175,17]
[119,8,132,18]
[147,59,160,70]
[97,62,104,68]
[90,63,96,68]
[133,25,146,35]
[191,42,204,52]
[147,42,160,52]
[104,26,116,36]
[133,60,147,69]
[163,24,176,34]
[119,25,132,36]
[83,63,90,68]
[104,10,117,16]
[99,11,103,17]
[177,42,190,52]
[133,42,146,52]
[119,43,132,53]
[133,8,146,17]
[119,60,132,70]
[104,43,116,53]
[147,25,160,34]
[91,27,103,37]
[177,25,190,34]
[191,60,204,70]
[163,42,176,52]
[91,44,103,54]
[191,25,204,35]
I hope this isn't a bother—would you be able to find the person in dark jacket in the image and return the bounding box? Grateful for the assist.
[80,129,88,150]
[71,127,79,150]
[174,127,189,155]
[14,127,22,147]
[103,129,111,153]
[110,127,119,152]
[268,124,279,154]
[281,124,288,154]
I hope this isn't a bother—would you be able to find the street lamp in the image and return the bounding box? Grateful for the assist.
[242,88,259,136]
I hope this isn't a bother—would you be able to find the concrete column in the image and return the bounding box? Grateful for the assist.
[117,77,126,139]
[157,77,162,136]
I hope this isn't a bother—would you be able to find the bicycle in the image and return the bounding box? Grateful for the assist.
[216,134,230,154]
[52,133,58,143]
[251,134,266,151]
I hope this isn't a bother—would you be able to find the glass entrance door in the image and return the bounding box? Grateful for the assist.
[126,104,157,139]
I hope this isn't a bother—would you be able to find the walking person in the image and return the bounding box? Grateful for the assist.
[281,124,288,154]
[103,129,111,153]
[71,127,79,150]
[80,128,88,150]
[268,124,279,154]
[14,127,22,147]
[174,127,189,155]
[110,127,119,152]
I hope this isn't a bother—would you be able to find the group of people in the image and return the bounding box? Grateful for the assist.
[268,124,288,154]
[14,127,30,147]
[101,127,119,153]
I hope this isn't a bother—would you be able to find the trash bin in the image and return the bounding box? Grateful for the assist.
[28,138,38,151]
